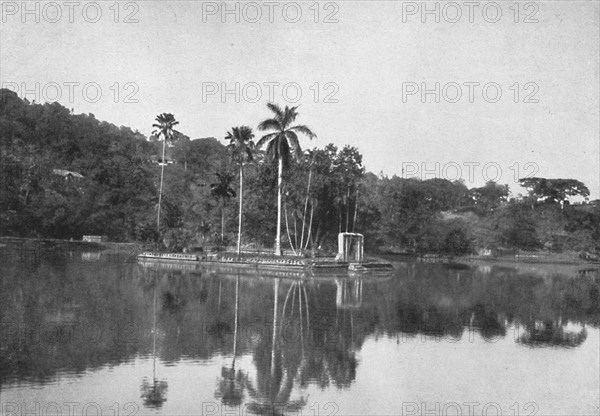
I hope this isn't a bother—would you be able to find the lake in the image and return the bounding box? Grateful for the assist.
[1,244,599,415]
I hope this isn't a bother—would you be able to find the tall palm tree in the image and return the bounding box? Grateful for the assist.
[152,113,179,243]
[210,171,236,246]
[257,104,316,256]
[225,126,255,255]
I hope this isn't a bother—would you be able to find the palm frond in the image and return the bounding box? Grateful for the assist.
[257,132,278,149]
[257,118,281,132]
[225,125,255,165]
[284,131,302,162]
[266,102,284,121]
[282,106,299,128]
[265,139,277,161]
[278,137,291,170]
[290,125,316,140]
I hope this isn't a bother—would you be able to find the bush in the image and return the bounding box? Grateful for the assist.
[442,227,472,256]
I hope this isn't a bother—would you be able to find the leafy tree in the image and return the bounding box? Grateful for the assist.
[499,203,542,250]
[469,181,509,213]
[225,126,255,255]
[332,145,364,233]
[421,178,467,212]
[442,225,472,256]
[257,103,316,255]
[519,177,590,204]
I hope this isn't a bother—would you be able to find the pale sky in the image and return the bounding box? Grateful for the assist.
[1,1,598,198]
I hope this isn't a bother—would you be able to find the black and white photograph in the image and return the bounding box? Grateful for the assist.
[0,1,599,415]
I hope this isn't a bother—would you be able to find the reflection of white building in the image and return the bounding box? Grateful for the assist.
[477,265,492,274]
[81,251,101,261]
[335,278,363,309]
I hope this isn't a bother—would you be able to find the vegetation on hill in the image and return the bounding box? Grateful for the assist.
[1,89,598,255]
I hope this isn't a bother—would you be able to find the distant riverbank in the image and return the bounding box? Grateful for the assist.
[0,236,141,252]
[377,250,599,273]
[2,237,598,275]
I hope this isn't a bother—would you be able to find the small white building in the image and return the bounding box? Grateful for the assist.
[82,235,108,243]
[52,169,84,180]
[337,232,364,262]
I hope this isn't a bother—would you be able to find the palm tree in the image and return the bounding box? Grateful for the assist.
[152,113,179,244]
[257,104,316,256]
[225,126,255,255]
[210,171,236,246]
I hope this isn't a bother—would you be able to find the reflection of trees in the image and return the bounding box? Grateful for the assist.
[4,256,600,393]
[467,304,506,340]
[298,280,359,389]
[140,270,168,408]
[396,304,465,339]
[518,320,588,348]
[243,278,307,416]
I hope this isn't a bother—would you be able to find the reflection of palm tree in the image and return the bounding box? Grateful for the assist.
[281,280,310,356]
[243,278,307,415]
[215,276,246,406]
[141,272,168,408]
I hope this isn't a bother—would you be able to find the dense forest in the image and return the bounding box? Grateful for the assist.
[1,89,598,255]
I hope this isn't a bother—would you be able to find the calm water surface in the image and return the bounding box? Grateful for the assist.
[1,245,599,415]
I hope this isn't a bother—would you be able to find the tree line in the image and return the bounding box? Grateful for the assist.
[1,89,598,255]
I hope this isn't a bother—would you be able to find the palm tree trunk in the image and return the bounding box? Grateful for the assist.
[346,187,350,232]
[221,201,225,246]
[304,202,314,250]
[314,221,322,249]
[284,203,297,255]
[293,211,298,250]
[300,167,312,249]
[237,165,243,255]
[275,156,283,255]
[352,186,359,232]
[157,138,166,240]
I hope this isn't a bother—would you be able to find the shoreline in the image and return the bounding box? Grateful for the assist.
[2,236,598,271]
[376,250,599,266]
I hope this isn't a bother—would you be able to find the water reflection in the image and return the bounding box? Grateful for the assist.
[0,250,599,414]
[140,271,168,408]
[335,278,363,309]
[215,275,244,406]
[517,320,588,348]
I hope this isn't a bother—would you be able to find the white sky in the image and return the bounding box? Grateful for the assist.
[1,1,598,198]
